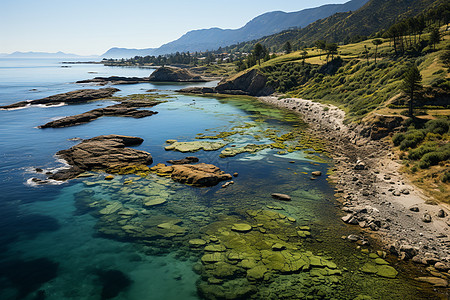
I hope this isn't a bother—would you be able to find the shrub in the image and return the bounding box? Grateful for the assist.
[408,142,438,160]
[419,147,450,169]
[399,130,425,150]
[425,119,449,135]
[442,171,450,183]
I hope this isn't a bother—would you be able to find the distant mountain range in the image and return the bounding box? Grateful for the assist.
[0,51,97,58]
[102,0,368,58]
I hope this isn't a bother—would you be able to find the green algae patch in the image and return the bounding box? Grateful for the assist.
[195,209,344,299]
[106,164,150,176]
[220,144,269,157]
[165,140,227,152]
[195,131,238,140]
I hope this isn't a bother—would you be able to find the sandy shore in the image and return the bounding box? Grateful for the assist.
[259,96,450,276]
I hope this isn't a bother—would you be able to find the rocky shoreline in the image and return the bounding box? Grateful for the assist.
[258,96,450,285]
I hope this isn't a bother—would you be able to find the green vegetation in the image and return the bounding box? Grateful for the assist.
[394,119,450,203]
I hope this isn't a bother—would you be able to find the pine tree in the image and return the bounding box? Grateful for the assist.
[401,65,422,117]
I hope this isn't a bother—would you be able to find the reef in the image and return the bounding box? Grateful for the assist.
[0,88,119,109]
[50,135,152,181]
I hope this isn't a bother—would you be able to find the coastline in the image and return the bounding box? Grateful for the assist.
[258,96,450,276]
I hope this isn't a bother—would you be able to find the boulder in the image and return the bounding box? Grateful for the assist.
[150,163,232,187]
[0,88,119,109]
[354,160,366,170]
[399,244,418,259]
[437,209,447,218]
[50,135,152,181]
[311,171,322,176]
[149,67,206,82]
[409,206,419,212]
[421,213,432,223]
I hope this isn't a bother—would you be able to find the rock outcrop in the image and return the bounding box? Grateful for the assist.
[358,114,405,140]
[148,67,206,82]
[77,76,151,85]
[179,69,274,96]
[150,163,232,187]
[0,88,120,110]
[39,99,161,128]
[215,69,274,96]
[50,135,152,181]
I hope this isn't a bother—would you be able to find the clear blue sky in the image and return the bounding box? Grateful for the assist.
[0,0,348,56]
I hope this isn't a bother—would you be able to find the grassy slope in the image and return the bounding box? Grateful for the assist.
[247,30,450,203]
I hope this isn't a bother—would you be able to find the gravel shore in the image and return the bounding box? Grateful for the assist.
[258,96,450,278]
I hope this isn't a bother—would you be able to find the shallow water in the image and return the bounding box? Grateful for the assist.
[0,59,445,300]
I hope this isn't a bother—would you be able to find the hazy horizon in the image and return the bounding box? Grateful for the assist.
[1,0,349,56]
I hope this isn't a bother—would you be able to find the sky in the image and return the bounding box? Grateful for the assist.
[0,0,349,56]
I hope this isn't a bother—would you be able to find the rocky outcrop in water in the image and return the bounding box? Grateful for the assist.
[50,135,152,181]
[39,99,161,128]
[76,67,207,85]
[148,67,206,82]
[150,163,232,187]
[77,76,152,85]
[0,88,120,110]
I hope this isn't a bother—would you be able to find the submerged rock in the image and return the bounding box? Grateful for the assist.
[165,141,226,153]
[150,163,232,187]
[220,144,269,157]
[50,135,152,181]
[167,156,199,165]
[415,276,448,287]
[271,193,292,201]
[189,239,207,247]
[231,224,252,233]
[361,263,398,278]
[0,88,119,109]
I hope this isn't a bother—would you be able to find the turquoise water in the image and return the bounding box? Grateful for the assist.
[0,59,444,300]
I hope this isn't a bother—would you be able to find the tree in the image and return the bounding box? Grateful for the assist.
[429,27,440,50]
[284,41,292,54]
[253,43,264,65]
[372,39,383,64]
[301,50,308,66]
[362,45,370,65]
[325,43,338,62]
[401,65,422,118]
[315,40,326,60]
[442,49,450,71]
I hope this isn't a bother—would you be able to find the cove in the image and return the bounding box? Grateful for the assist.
[0,59,441,300]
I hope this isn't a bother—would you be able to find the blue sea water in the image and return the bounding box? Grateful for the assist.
[0,59,444,300]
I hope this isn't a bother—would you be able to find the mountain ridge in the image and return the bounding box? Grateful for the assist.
[1,51,97,58]
[101,0,368,58]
